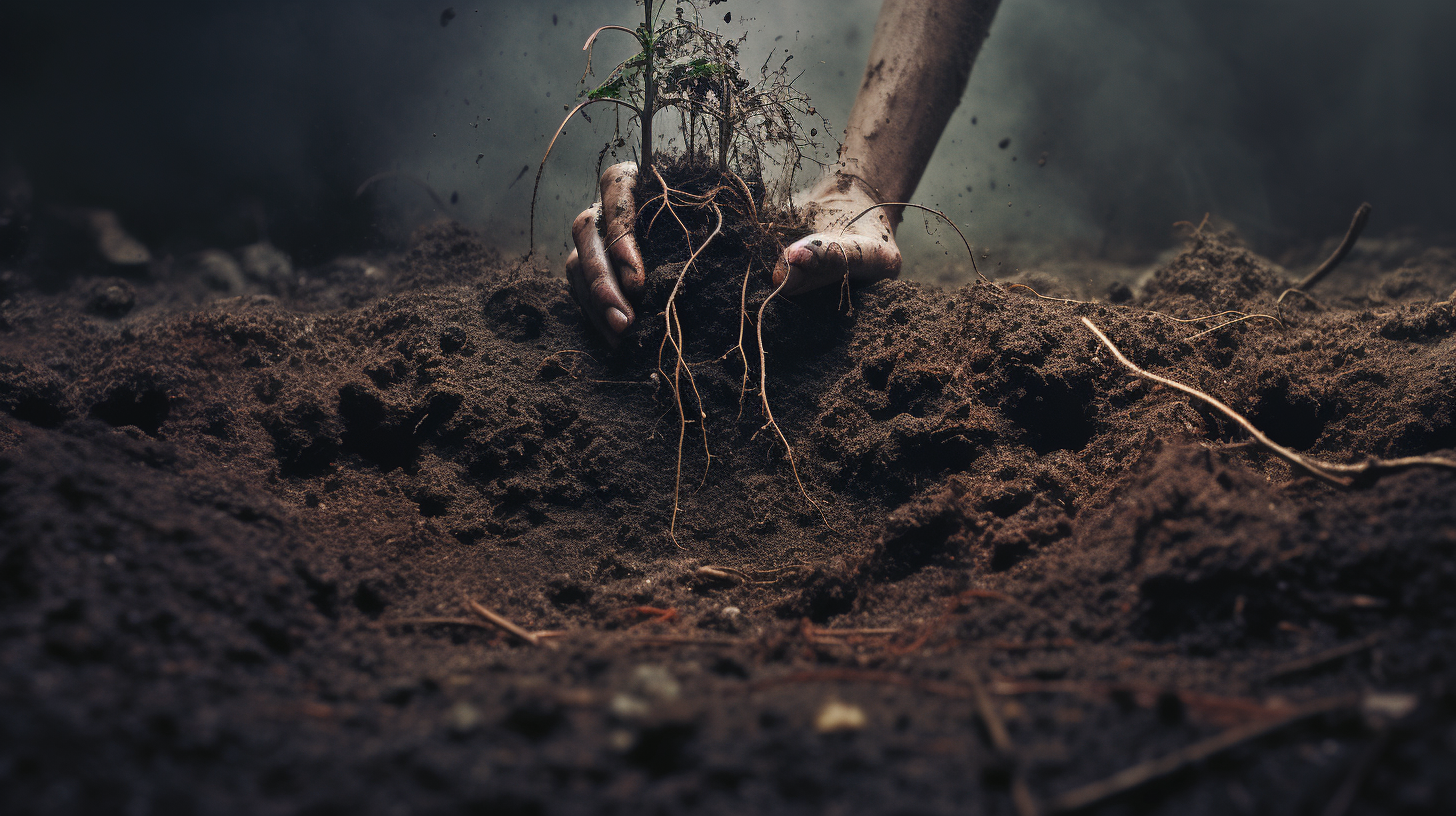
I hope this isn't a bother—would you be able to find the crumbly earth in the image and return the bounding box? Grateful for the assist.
[1,192,1454,815]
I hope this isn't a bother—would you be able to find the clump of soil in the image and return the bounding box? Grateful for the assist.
[2,176,1455,814]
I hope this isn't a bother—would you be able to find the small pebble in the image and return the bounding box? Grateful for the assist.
[814,699,867,733]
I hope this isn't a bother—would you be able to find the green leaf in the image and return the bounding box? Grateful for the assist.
[688,60,725,78]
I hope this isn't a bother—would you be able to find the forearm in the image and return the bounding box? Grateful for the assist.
[839,0,1002,218]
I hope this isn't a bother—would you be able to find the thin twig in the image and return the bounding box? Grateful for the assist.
[1082,317,1456,486]
[964,665,1041,816]
[374,617,493,629]
[1298,202,1372,292]
[465,597,541,646]
[1047,695,1359,813]
[1267,632,1385,680]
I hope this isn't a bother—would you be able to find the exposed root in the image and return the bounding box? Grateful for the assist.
[1006,283,1284,340]
[1181,312,1284,340]
[1172,212,1211,237]
[1083,317,1456,486]
[963,662,1042,816]
[845,201,989,285]
[1272,202,1373,318]
[708,263,755,422]
[1005,283,1087,305]
[756,276,839,533]
[1296,202,1372,292]
[650,165,723,546]
[1275,287,1323,323]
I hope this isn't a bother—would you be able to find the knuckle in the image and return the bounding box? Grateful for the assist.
[572,208,597,232]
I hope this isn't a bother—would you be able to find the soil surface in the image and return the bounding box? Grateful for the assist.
[2,182,1455,815]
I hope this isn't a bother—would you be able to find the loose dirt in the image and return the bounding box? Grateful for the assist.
[2,191,1454,814]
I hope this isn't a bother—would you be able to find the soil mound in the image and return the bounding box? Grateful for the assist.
[2,211,1454,814]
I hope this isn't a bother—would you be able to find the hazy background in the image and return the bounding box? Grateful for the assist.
[3,0,1453,280]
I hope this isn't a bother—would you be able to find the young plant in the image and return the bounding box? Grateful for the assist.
[529,0,830,251]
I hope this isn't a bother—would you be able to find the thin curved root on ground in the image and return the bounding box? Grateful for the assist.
[1005,283,1284,340]
[1274,201,1374,320]
[1083,316,1456,487]
[755,275,839,534]
[846,201,990,285]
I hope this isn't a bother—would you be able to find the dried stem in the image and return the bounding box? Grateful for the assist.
[529,97,640,253]
[464,597,541,646]
[1298,202,1372,292]
[1047,695,1358,813]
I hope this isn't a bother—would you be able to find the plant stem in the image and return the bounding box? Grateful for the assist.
[640,1,656,173]
[718,70,731,172]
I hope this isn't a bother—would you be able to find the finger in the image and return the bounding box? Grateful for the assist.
[598,162,644,295]
[568,206,634,343]
[772,233,902,296]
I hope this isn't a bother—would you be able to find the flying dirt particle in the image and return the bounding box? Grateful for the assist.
[450,191,458,204]
[998,138,1011,149]
[475,153,484,165]
[971,116,977,125]
[1038,152,1048,167]
[440,7,455,27]
[552,13,558,25]
[724,12,731,23]
[810,128,817,137]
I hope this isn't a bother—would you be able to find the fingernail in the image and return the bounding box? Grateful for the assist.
[786,244,815,267]
[606,307,631,333]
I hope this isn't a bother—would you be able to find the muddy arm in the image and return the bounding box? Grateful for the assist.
[841,0,1002,215]
[774,0,1002,295]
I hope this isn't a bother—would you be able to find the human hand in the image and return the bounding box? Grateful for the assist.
[772,171,901,296]
[565,162,644,347]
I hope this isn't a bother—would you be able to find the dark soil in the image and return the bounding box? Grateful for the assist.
[2,185,1455,815]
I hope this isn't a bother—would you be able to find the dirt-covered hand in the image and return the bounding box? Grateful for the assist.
[772,171,901,296]
[565,162,645,346]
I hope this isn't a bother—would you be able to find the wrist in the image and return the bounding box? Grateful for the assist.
[800,168,902,236]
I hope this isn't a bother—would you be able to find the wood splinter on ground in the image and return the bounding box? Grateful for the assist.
[464,597,543,647]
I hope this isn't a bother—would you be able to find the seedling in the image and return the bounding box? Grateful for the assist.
[530,0,830,250]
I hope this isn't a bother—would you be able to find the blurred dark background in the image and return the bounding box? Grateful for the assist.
[2,0,1453,270]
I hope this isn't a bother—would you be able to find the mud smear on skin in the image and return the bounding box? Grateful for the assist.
[2,194,1456,813]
